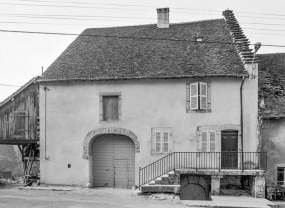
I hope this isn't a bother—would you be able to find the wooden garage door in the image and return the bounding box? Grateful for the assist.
[92,135,135,188]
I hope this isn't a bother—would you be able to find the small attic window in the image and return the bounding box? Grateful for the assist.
[196,37,203,42]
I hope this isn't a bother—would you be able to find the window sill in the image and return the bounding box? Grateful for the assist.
[187,109,211,113]
[151,152,171,156]
[99,120,122,123]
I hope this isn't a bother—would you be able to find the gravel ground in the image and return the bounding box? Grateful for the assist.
[0,183,186,208]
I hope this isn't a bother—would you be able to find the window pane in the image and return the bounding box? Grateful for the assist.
[163,132,168,142]
[202,143,207,152]
[277,182,284,185]
[163,143,168,153]
[156,143,161,152]
[103,96,119,121]
[277,171,284,182]
[156,132,161,143]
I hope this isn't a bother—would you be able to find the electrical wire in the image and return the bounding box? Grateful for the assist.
[0,84,21,87]
[1,29,285,48]
[12,0,285,18]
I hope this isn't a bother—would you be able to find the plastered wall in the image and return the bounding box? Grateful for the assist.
[39,77,258,186]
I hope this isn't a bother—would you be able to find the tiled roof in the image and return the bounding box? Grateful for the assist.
[38,15,246,82]
[0,76,39,108]
[258,53,285,119]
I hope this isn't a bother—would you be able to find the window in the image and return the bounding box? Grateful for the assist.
[151,128,172,154]
[103,96,119,121]
[195,37,203,42]
[99,92,121,123]
[201,130,216,152]
[186,80,211,113]
[277,167,285,185]
[190,82,207,110]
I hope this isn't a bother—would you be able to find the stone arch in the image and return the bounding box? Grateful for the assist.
[83,128,140,159]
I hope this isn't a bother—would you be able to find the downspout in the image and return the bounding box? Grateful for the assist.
[44,87,50,160]
[240,76,245,171]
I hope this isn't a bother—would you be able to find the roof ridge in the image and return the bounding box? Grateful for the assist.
[83,18,225,31]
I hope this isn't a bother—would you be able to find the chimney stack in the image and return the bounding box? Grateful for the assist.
[156,8,169,28]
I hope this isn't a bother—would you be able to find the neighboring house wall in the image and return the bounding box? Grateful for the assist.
[39,76,258,186]
[261,118,285,185]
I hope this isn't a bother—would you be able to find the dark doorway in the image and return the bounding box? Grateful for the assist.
[221,130,238,169]
[180,175,209,200]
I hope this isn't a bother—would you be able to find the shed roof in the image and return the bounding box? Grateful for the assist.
[38,16,247,82]
[0,76,39,108]
[258,53,285,119]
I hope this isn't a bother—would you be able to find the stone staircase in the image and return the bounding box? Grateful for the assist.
[140,170,180,194]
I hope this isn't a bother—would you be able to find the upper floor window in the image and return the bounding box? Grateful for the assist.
[99,92,121,123]
[103,96,119,121]
[186,79,211,113]
[190,82,207,110]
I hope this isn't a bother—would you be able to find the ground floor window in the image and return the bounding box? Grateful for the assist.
[151,127,172,155]
[277,167,285,185]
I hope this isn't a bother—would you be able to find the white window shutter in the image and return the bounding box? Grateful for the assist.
[209,131,216,152]
[200,82,207,109]
[190,82,199,110]
[201,131,208,152]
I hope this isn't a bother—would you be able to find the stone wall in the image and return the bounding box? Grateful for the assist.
[220,175,241,188]
[249,176,265,198]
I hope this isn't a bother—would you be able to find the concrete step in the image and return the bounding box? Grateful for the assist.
[141,184,180,194]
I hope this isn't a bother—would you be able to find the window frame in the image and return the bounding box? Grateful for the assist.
[186,79,211,113]
[99,92,122,123]
[274,164,285,186]
[151,127,172,155]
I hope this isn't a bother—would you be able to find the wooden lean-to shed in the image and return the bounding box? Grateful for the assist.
[0,76,40,177]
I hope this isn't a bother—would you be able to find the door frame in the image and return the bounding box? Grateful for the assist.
[91,134,135,188]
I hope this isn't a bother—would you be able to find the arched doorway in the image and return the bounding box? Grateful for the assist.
[180,175,209,200]
[92,134,135,188]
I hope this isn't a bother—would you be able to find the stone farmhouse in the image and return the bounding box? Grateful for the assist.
[0,9,267,199]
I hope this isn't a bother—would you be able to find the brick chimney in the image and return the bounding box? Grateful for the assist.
[156,8,169,28]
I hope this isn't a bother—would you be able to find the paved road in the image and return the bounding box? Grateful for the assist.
[0,184,185,208]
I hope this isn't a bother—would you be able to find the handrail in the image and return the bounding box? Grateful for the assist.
[139,152,267,187]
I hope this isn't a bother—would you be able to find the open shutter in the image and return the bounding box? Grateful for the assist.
[200,82,207,109]
[190,83,199,110]
[155,132,161,153]
[201,131,208,152]
[209,131,216,152]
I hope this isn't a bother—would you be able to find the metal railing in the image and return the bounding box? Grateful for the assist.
[139,152,267,187]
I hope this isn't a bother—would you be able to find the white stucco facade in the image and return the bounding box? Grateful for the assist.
[39,73,259,186]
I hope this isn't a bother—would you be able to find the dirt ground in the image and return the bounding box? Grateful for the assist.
[0,184,186,208]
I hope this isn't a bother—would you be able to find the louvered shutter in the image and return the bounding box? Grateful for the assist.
[163,132,169,153]
[209,131,216,152]
[200,82,207,110]
[190,83,199,110]
[201,131,208,152]
[155,132,161,153]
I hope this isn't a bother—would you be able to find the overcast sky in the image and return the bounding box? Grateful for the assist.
[1,0,285,102]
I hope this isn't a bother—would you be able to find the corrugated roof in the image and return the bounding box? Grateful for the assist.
[258,53,285,119]
[38,16,246,82]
